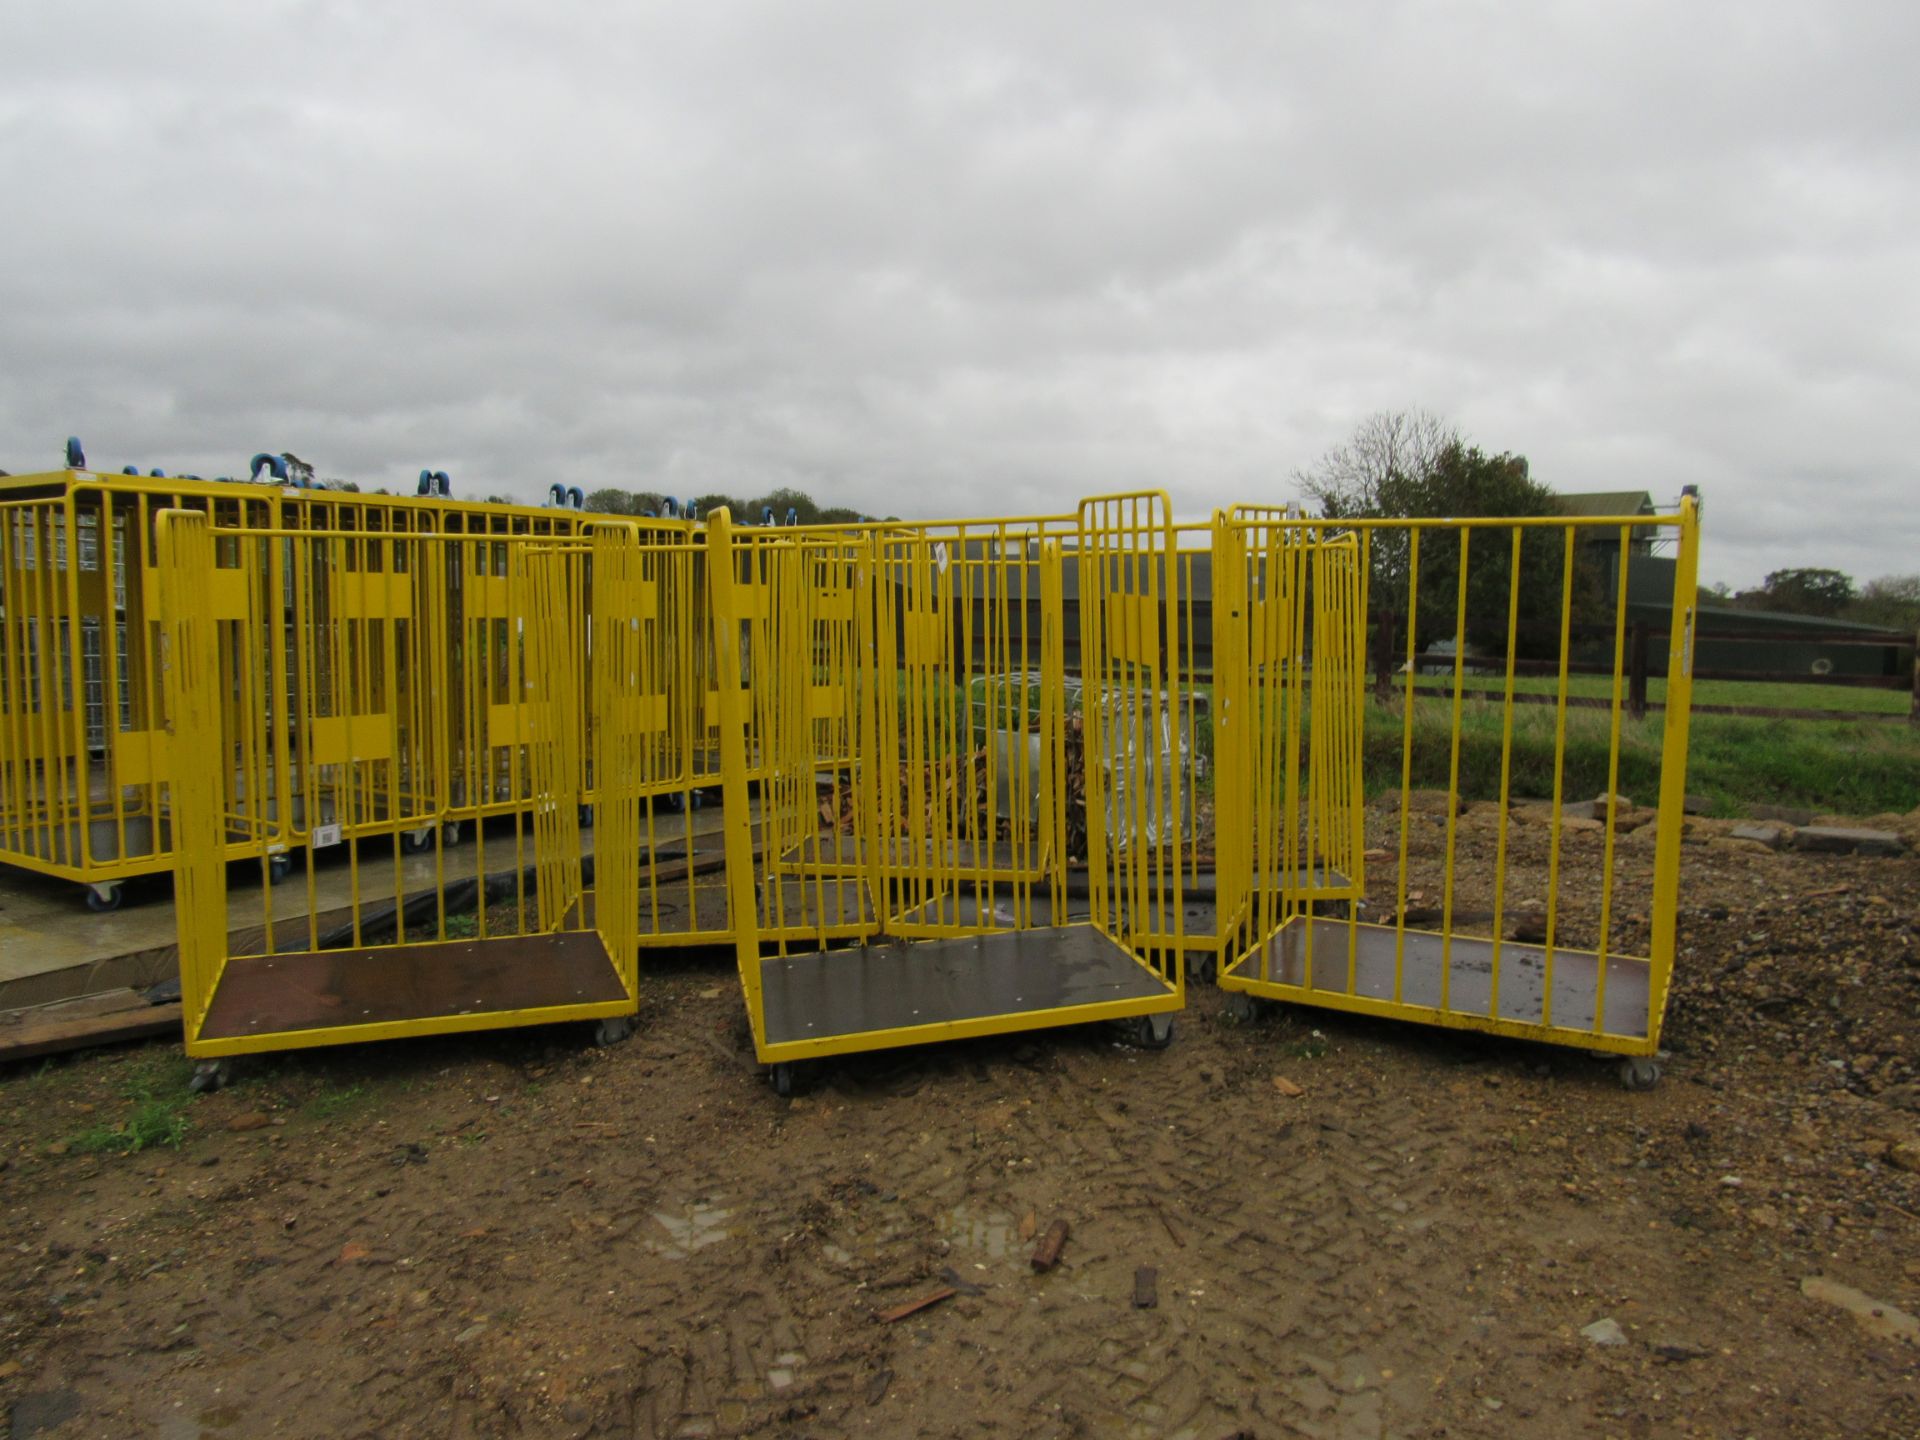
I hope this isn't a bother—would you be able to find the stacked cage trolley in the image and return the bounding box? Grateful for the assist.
[5,457,1708,1088]
[0,459,656,909]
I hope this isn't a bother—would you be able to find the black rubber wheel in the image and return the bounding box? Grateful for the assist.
[188,1059,233,1094]
[1618,1056,1663,1092]
[593,1015,634,1047]
[400,828,433,854]
[268,855,292,885]
[771,1063,796,1098]
[85,883,123,914]
[1221,990,1258,1024]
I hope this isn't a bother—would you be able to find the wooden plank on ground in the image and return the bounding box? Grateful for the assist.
[0,1000,183,1064]
[1,990,152,1027]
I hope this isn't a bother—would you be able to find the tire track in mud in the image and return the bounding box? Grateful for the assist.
[677,1011,1493,1440]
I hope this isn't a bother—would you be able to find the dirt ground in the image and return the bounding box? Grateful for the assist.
[3,804,1919,1439]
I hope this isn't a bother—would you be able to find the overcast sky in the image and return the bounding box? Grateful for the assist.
[2,2,1914,587]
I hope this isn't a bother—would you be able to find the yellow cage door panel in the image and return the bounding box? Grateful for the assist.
[143,567,251,622]
[114,729,171,786]
[339,572,415,620]
[308,714,396,766]
[486,701,566,750]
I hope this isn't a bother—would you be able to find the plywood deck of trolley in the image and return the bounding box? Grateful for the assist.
[0,807,738,1017]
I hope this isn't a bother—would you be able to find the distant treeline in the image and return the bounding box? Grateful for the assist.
[583,485,880,525]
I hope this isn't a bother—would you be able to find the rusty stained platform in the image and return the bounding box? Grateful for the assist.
[1226,918,1652,1039]
[199,930,626,1041]
[759,925,1172,1048]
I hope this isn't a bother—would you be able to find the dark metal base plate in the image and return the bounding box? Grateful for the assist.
[760,925,1171,1047]
[200,930,626,1040]
[1226,919,1650,1038]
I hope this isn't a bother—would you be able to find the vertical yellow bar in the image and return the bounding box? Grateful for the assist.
[1439,526,1471,1012]
[1645,495,1700,1044]
[1542,527,1576,1028]
[707,509,765,1044]
[155,510,228,1049]
[1592,525,1633,1032]
[1488,527,1523,1021]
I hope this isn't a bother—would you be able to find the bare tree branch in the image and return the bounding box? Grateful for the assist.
[1292,407,1460,517]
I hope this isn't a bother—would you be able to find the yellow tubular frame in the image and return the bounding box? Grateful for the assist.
[711,499,1185,1066]
[0,468,667,898]
[156,515,637,1058]
[1216,502,1702,1060]
[131,484,1700,1068]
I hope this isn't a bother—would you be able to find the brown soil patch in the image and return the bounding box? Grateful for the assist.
[2,806,1917,1438]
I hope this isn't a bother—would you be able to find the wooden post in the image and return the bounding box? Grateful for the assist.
[1628,623,1649,719]
[1910,628,1919,726]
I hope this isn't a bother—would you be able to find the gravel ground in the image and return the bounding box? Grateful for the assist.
[2,799,1917,1439]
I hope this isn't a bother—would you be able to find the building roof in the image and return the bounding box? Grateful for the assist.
[1693,603,1909,638]
[1554,490,1655,518]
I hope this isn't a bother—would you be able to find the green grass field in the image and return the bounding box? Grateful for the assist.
[1406,670,1911,715]
[1367,693,1920,817]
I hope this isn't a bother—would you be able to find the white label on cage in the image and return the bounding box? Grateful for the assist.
[932,541,950,574]
[311,823,342,849]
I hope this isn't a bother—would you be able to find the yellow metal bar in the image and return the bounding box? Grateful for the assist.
[153,510,228,1045]
[1592,525,1634,1031]
[1438,528,1470,1010]
[1487,527,1524,1019]
[1646,494,1701,1038]
[707,508,766,1043]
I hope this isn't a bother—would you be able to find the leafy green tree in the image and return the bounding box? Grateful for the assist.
[1309,432,1572,656]
[583,487,639,514]
[1381,445,1571,654]
[1744,567,1856,617]
[1843,574,1920,631]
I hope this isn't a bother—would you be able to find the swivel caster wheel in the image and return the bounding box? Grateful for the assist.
[592,1015,635,1047]
[267,854,292,885]
[85,882,124,914]
[1618,1055,1663,1092]
[400,826,434,854]
[770,1062,798,1098]
[188,1059,233,1094]
[1121,1014,1176,1050]
[441,821,463,846]
[1221,990,1258,1024]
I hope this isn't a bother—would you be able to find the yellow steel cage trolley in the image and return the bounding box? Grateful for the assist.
[156,512,661,1083]
[707,496,1194,1094]
[1208,495,1703,1090]
[34,439,1706,1089]
[0,442,660,911]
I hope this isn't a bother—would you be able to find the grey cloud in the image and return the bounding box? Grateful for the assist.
[3,1,1917,584]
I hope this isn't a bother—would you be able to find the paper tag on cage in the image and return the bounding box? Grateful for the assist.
[311,823,342,849]
[932,541,950,575]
